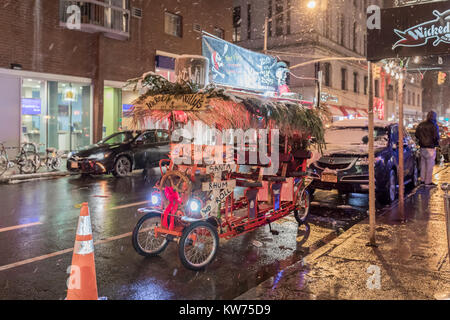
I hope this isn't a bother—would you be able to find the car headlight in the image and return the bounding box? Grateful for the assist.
[88,152,110,161]
[356,157,369,166]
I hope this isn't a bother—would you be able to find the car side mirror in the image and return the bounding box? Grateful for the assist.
[135,140,144,145]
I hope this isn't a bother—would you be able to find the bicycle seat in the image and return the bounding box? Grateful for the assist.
[236,179,262,188]
[264,176,286,183]
[288,171,308,177]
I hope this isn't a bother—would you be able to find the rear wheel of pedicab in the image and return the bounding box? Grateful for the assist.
[294,189,310,224]
[178,221,219,271]
[132,212,169,257]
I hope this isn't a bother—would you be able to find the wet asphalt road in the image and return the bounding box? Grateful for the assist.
[0,166,445,300]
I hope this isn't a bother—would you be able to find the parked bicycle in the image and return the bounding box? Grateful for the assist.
[0,142,37,176]
[37,144,64,171]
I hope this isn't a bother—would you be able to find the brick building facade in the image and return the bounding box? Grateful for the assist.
[0,0,232,152]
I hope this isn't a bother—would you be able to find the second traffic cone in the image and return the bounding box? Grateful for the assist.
[66,202,98,300]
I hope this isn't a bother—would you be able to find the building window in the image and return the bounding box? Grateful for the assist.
[164,12,182,37]
[214,27,225,39]
[339,14,345,46]
[341,68,347,91]
[325,0,331,39]
[387,85,394,100]
[353,72,358,93]
[247,4,251,39]
[374,79,379,98]
[364,76,368,95]
[324,63,331,87]
[417,93,421,106]
[286,0,291,35]
[412,92,415,106]
[407,90,411,105]
[352,22,357,52]
[233,6,241,42]
[275,0,283,36]
[268,0,273,37]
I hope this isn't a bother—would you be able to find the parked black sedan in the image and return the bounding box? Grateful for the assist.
[67,130,171,177]
[308,119,420,205]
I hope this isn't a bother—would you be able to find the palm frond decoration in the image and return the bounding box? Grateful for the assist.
[125,73,326,152]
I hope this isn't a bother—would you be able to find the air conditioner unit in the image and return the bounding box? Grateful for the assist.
[193,23,202,33]
[131,7,142,18]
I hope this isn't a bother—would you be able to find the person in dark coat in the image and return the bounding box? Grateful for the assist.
[415,111,440,186]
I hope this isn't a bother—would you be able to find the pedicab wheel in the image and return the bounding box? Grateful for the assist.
[294,189,310,224]
[132,212,169,257]
[178,221,219,271]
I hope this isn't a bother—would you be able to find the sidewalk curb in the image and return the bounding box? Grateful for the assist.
[0,171,71,184]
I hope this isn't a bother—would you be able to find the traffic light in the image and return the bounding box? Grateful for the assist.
[438,72,447,85]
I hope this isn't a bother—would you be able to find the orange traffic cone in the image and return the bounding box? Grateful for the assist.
[66,202,98,300]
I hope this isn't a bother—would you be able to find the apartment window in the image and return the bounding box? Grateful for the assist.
[287,0,291,35]
[374,79,379,98]
[214,27,225,39]
[352,22,357,52]
[339,14,345,46]
[164,12,182,37]
[275,0,283,36]
[387,85,394,100]
[324,63,331,87]
[341,68,347,91]
[247,4,251,39]
[412,92,415,106]
[353,72,358,93]
[364,76,368,95]
[417,93,421,107]
[233,6,241,42]
[268,0,273,37]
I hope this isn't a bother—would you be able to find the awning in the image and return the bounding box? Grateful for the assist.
[327,105,346,117]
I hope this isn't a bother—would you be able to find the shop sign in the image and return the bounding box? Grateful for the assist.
[367,1,450,60]
[321,92,339,103]
[202,180,236,192]
[21,98,41,115]
[144,94,209,111]
[202,34,289,93]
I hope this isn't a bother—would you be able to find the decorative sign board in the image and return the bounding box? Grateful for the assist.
[144,94,210,111]
[367,1,450,60]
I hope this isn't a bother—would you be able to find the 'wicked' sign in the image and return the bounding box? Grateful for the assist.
[367,1,450,61]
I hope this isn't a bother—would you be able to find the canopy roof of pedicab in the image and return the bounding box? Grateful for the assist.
[125,72,327,149]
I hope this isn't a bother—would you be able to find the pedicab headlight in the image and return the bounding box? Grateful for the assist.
[187,199,201,213]
[150,192,161,206]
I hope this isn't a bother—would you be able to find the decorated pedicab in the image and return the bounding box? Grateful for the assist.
[127,71,326,271]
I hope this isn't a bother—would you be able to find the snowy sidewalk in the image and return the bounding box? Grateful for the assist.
[237,165,450,300]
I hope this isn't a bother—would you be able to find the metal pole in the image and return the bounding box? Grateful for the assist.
[368,61,376,246]
[398,73,405,221]
[442,183,450,265]
[264,17,268,54]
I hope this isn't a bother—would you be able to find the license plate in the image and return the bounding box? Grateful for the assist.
[321,172,337,183]
[70,161,78,169]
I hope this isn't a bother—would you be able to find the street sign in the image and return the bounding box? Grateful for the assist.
[367,2,450,61]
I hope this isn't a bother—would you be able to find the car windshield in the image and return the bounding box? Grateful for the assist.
[325,127,389,147]
[99,132,136,145]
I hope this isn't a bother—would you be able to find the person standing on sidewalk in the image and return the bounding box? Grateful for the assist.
[415,111,440,187]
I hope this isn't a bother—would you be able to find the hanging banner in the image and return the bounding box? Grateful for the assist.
[367,1,450,61]
[202,34,289,93]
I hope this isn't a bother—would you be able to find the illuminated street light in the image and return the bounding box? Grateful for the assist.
[307,0,317,9]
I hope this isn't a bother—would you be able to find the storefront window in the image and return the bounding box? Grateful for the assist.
[48,81,92,152]
[21,79,46,153]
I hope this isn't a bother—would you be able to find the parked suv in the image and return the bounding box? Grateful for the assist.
[67,130,171,177]
[308,119,420,205]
